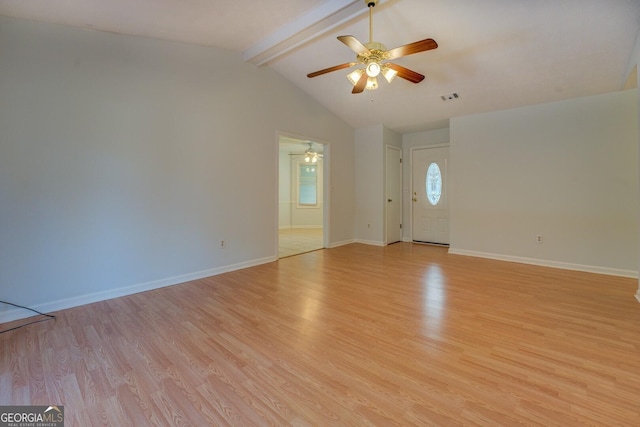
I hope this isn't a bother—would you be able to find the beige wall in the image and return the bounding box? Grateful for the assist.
[449,89,638,276]
[0,16,355,322]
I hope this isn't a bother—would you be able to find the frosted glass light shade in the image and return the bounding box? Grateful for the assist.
[347,69,365,85]
[382,66,398,83]
[365,77,378,90]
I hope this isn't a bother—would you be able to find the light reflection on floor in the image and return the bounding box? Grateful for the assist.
[423,264,446,332]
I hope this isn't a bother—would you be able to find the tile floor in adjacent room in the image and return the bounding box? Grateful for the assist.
[278,228,323,258]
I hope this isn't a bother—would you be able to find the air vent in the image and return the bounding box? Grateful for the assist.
[440,92,459,101]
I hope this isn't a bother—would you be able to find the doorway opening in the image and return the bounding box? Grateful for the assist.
[278,135,327,258]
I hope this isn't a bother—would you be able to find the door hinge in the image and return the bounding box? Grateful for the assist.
[400,224,403,229]
[400,158,402,163]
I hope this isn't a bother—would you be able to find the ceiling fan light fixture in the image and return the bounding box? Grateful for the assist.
[304,145,320,163]
[366,76,378,91]
[306,0,437,94]
[365,61,381,77]
[347,68,365,85]
[382,65,398,83]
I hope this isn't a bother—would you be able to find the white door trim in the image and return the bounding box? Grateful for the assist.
[385,145,402,245]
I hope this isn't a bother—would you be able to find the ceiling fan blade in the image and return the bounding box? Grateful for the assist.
[386,38,438,60]
[386,63,425,83]
[338,35,371,55]
[352,72,368,94]
[307,62,355,78]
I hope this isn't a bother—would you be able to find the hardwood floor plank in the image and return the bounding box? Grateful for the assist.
[1,243,639,425]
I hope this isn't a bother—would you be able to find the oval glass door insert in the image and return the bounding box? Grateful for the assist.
[426,162,442,206]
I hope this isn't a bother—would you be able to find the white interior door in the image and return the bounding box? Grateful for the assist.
[412,146,449,244]
[386,146,402,244]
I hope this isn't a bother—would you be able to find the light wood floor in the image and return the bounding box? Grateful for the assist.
[278,228,323,258]
[2,243,639,426]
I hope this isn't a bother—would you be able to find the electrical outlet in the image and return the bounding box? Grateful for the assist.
[536,235,543,244]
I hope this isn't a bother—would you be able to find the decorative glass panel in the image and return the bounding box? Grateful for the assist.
[426,163,442,206]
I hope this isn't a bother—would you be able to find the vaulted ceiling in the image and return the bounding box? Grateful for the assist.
[1,0,639,133]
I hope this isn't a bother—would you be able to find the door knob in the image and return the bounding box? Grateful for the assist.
[412,198,417,202]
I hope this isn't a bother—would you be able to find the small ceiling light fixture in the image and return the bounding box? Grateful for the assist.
[381,64,398,83]
[347,68,365,85]
[303,143,320,163]
[366,61,381,77]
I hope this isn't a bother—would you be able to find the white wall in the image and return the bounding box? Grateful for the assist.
[0,16,355,322]
[355,125,384,244]
[354,125,402,245]
[628,28,640,300]
[401,128,450,241]
[449,89,638,276]
[384,127,403,150]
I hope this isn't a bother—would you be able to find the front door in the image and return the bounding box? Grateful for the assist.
[412,146,449,244]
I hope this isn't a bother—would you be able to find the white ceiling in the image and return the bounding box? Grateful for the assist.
[2,0,639,133]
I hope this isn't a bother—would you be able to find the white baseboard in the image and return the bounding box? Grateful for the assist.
[635,289,640,304]
[447,248,638,279]
[329,239,356,248]
[354,239,386,247]
[0,255,277,324]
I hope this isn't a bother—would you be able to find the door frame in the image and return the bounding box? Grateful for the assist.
[385,145,402,245]
[409,143,449,243]
[276,131,330,257]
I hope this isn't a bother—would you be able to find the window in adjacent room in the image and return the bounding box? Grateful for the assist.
[298,164,318,206]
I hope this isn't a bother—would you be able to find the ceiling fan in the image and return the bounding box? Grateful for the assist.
[289,142,324,163]
[307,0,438,94]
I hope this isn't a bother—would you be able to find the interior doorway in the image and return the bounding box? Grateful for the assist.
[278,135,326,258]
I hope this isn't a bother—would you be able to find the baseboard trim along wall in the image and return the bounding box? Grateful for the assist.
[329,239,356,248]
[448,248,638,279]
[355,239,386,247]
[0,255,277,324]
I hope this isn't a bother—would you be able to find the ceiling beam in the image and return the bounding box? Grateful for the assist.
[243,0,367,66]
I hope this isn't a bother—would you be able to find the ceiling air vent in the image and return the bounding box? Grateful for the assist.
[440,92,459,101]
